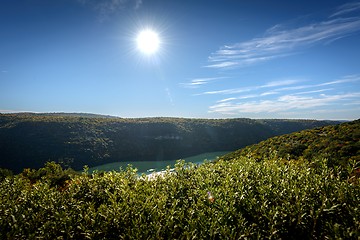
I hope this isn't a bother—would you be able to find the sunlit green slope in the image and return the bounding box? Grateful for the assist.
[221,119,359,169]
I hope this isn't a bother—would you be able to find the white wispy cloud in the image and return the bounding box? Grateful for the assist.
[330,2,360,18]
[318,74,360,86]
[260,91,279,96]
[262,79,299,88]
[203,75,359,98]
[311,107,360,116]
[198,79,300,95]
[293,88,334,95]
[216,97,237,103]
[207,3,360,69]
[198,88,251,95]
[180,77,225,88]
[266,74,360,94]
[215,95,259,102]
[209,92,360,115]
[207,74,360,116]
[344,101,360,106]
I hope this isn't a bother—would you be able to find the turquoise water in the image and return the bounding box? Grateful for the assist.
[88,151,229,174]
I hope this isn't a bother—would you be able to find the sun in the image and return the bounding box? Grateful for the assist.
[136,29,160,55]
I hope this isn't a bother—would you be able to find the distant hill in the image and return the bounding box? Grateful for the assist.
[221,119,359,169]
[0,113,339,173]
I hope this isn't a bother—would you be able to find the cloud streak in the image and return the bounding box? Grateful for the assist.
[204,74,360,116]
[202,74,360,97]
[209,93,360,115]
[330,2,360,18]
[207,3,360,69]
[197,79,300,95]
[180,77,226,88]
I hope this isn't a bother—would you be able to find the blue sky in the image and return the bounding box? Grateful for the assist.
[0,0,360,120]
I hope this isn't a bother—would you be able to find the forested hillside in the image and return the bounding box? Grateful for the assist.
[221,119,359,171]
[0,120,358,239]
[0,113,337,173]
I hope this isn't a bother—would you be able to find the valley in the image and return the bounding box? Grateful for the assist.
[0,113,338,173]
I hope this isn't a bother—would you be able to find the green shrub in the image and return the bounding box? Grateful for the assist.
[0,168,13,182]
[0,158,359,239]
[21,161,78,188]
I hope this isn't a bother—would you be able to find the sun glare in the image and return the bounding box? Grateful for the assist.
[136,29,160,55]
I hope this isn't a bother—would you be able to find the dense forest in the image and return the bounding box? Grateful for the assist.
[0,113,337,173]
[0,120,358,239]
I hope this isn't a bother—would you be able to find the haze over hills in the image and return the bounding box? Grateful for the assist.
[0,113,339,173]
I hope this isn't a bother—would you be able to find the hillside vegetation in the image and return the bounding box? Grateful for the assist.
[0,120,358,239]
[221,119,359,171]
[0,113,336,173]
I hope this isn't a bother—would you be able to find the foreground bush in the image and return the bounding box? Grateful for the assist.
[0,158,359,239]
